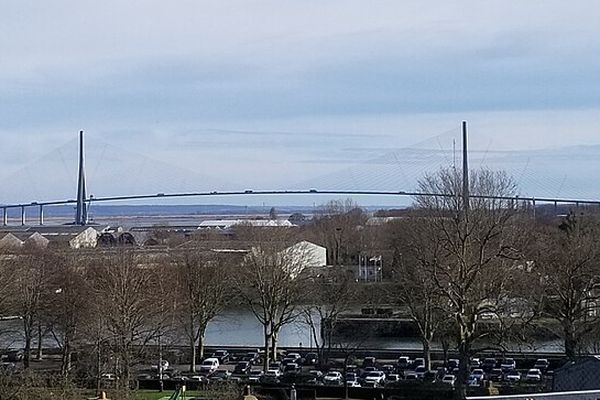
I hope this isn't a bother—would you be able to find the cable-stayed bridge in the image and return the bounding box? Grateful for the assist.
[1,123,600,226]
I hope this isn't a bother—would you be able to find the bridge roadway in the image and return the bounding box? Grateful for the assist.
[2,189,600,226]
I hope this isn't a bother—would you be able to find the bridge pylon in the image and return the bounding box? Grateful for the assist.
[75,130,88,225]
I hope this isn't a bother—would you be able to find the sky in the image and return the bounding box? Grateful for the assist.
[1,1,600,206]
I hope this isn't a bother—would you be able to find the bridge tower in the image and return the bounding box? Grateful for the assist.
[75,130,88,225]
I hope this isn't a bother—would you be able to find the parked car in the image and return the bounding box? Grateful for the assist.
[308,370,323,380]
[414,366,427,379]
[386,373,401,384]
[534,359,549,373]
[270,361,282,371]
[470,358,481,369]
[347,379,361,387]
[381,364,395,375]
[435,367,448,381]
[6,350,23,362]
[489,368,503,382]
[423,370,437,382]
[151,360,170,371]
[442,374,456,386]
[447,359,459,372]
[471,368,485,381]
[397,356,411,370]
[209,369,231,382]
[323,371,343,385]
[233,361,251,375]
[265,368,281,378]
[482,358,498,372]
[199,358,220,374]
[286,352,302,362]
[363,356,376,368]
[248,370,264,383]
[412,358,425,369]
[346,372,360,386]
[363,371,386,386]
[467,375,480,387]
[501,358,516,371]
[304,352,318,366]
[242,352,260,365]
[504,370,521,382]
[211,349,230,364]
[283,363,300,373]
[525,368,542,382]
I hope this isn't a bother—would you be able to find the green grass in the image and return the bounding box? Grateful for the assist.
[134,390,202,400]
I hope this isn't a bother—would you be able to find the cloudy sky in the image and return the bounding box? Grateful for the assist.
[1,1,600,205]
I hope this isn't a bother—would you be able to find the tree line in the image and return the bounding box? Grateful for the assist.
[0,167,599,400]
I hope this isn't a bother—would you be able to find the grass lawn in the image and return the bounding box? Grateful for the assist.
[134,390,201,400]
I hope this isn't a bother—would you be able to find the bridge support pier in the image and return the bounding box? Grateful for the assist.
[2,208,6,226]
[39,205,44,226]
[21,206,25,226]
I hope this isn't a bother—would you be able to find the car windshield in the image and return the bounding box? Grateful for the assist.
[326,372,338,377]
[366,372,381,377]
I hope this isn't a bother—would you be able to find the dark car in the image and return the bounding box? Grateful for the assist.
[6,350,23,362]
[208,369,231,382]
[304,352,318,366]
[242,352,260,365]
[423,370,437,382]
[211,349,230,364]
[489,368,503,382]
[283,363,301,373]
[482,358,498,372]
[233,361,251,375]
[363,357,376,368]
[534,358,550,373]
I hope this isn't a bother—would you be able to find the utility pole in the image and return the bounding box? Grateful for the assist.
[462,121,469,213]
[75,130,88,225]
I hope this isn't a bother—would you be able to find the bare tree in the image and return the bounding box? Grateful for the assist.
[301,267,356,367]
[44,251,92,377]
[172,248,231,371]
[234,236,314,371]
[533,213,600,359]
[313,199,366,266]
[411,167,526,398]
[88,249,166,391]
[10,248,54,369]
[386,220,450,370]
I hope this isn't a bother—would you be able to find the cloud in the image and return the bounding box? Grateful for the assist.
[2,1,600,203]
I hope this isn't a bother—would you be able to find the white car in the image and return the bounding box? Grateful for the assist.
[363,371,386,386]
[265,369,281,377]
[248,370,264,382]
[471,368,485,381]
[151,360,169,371]
[442,374,456,386]
[199,357,220,374]
[501,358,516,371]
[525,368,542,382]
[323,371,343,385]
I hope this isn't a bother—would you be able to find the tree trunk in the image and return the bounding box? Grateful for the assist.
[190,337,197,372]
[198,333,206,362]
[23,326,32,369]
[61,332,71,376]
[271,332,278,362]
[564,322,578,360]
[36,323,43,360]
[263,326,272,372]
[456,337,471,400]
[422,339,431,371]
